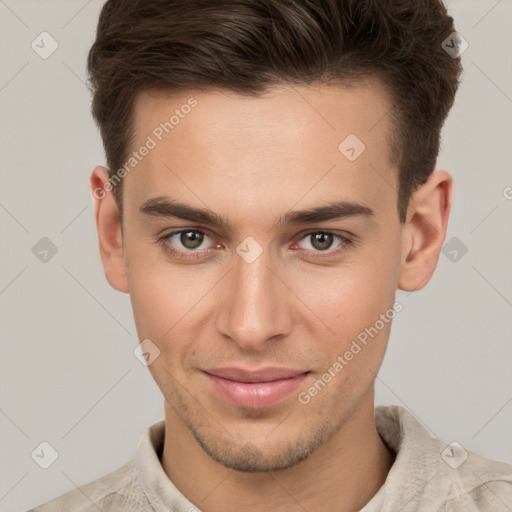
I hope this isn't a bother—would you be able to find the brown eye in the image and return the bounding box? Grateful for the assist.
[309,232,335,251]
[294,231,351,259]
[179,230,204,249]
[157,228,218,261]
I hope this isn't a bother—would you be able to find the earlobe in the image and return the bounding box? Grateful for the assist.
[90,166,129,294]
[398,170,452,292]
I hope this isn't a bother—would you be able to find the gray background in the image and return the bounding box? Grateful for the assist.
[1,0,511,510]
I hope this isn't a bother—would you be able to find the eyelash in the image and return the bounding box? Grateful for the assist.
[156,228,354,262]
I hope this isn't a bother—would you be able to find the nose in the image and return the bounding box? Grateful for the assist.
[215,247,293,352]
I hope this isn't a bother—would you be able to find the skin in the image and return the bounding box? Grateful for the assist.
[91,81,452,512]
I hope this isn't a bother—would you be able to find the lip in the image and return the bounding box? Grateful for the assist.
[203,367,310,409]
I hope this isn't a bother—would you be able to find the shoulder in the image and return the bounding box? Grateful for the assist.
[28,459,151,511]
[441,446,512,510]
[374,405,512,511]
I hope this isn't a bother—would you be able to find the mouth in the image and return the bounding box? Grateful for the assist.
[202,367,311,409]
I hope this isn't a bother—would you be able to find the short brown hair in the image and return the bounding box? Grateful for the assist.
[87,0,463,223]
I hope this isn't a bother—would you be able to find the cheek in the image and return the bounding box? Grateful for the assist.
[296,262,398,332]
[290,236,401,355]
[128,265,190,336]
[127,264,207,380]
[125,235,174,336]
[126,248,222,348]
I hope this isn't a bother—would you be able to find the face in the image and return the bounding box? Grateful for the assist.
[117,82,406,471]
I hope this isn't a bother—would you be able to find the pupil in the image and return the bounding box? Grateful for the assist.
[312,232,332,251]
[181,231,203,249]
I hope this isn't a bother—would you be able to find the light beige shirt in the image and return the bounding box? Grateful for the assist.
[30,405,512,511]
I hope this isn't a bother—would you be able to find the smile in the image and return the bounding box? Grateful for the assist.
[202,367,311,409]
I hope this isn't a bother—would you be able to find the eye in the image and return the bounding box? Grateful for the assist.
[157,228,353,262]
[294,231,352,258]
[172,229,209,250]
[158,229,218,260]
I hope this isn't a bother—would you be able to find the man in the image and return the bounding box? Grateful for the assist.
[31,0,512,510]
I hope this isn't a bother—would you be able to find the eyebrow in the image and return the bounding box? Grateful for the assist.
[140,196,374,229]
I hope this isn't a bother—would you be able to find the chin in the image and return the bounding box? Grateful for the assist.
[187,420,328,473]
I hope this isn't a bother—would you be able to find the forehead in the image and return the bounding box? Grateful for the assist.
[132,81,393,148]
[125,82,397,220]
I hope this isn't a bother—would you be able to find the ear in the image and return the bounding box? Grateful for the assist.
[398,170,452,292]
[90,166,129,293]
